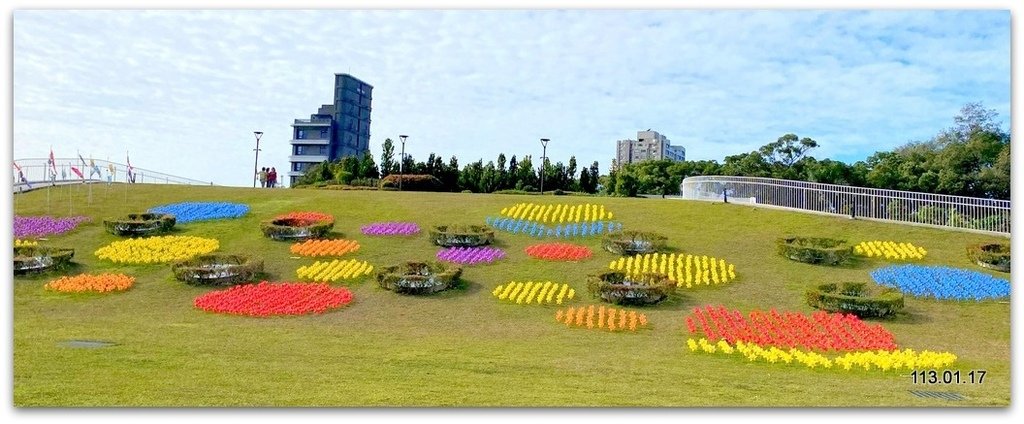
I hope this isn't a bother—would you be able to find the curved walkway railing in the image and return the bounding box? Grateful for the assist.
[680,176,1009,235]
[13,158,214,193]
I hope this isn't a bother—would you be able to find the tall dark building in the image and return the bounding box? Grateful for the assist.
[288,73,373,186]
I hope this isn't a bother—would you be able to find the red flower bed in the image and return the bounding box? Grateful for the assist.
[273,211,334,226]
[525,243,593,261]
[194,281,353,317]
[684,305,897,352]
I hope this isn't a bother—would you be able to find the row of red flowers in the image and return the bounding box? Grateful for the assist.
[684,305,897,352]
[524,242,593,261]
[194,282,353,317]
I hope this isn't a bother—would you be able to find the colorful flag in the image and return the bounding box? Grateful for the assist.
[126,152,135,183]
[77,153,88,180]
[70,166,84,179]
[89,158,102,178]
[48,148,57,178]
[13,162,31,188]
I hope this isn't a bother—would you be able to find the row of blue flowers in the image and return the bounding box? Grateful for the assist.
[148,202,249,224]
[871,265,1010,301]
[485,217,623,238]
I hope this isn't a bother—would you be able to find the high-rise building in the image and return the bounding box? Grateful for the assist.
[614,130,685,169]
[288,73,373,186]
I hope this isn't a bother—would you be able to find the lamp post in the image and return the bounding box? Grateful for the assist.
[539,138,550,195]
[252,131,263,188]
[399,134,408,191]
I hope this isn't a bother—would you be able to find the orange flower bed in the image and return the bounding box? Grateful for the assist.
[290,239,360,257]
[45,273,135,293]
[274,211,334,226]
[555,305,648,331]
[525,242,593,261]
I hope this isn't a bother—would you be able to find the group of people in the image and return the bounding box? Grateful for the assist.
[259,167,279,188]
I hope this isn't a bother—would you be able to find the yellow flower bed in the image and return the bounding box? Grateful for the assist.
[854,241,927,260]
[609,253,736,288]
[499,203,613,224]
[491,281,575,305]
[296,259,374,282]
[687,338,956,371]
[15,239,39,247]
[94,236,219,264]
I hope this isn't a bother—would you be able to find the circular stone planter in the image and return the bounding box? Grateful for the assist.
[376,261,463,295]
[261,218,334,241]
[587,271,676,305]
[805,282,904,318]
[13,246,75,275]
[429,225,495,247]
[103,212,176,237]
[967,242,1009,273]
[602,230,668,255]
[777,237,852,266]
[172,254,264,286]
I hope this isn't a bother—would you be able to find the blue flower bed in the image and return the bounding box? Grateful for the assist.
[148,202,249,224]
[485,217,622,238]
[870,265,1010,301]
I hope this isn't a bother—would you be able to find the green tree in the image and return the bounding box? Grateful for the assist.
[380,138,397,177]
[359,150,379,179]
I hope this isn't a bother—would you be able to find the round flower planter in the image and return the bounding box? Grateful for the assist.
[13,246,75,275]
[376,261,463,295]
[103,212,176,237]
[172,254,264,286]
[602,230,667,256]
[805,282,904,318]
[261,218,334,241]
[967,242,1009,273]
[587,271,676,305]
[429,225,495,247]
[777,237,852,266]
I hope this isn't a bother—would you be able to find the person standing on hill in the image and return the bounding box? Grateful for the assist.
[268,167,277,188]
[259,167,268,188]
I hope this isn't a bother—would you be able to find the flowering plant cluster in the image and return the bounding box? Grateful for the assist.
[854,241,927,260]
[44,273,135,293]
[687,338,957,371]
[194,282,354,317]
[290,239,360,257]
[609,253,737,288]
[15,239,39,247]
[525,243,593,261]
[94,236,219,264]
[500,203,613,223]
[492,281,575,305]
[148,202,249,224]
[361,221,421,236]
[14,215,89,238]
[273,211,334,225]
[555,305,648,331]
[684,305,897,351]
[486,217,623,238]
[870,265,1010,300]
[437,246,506,265]
[296,259,373,282]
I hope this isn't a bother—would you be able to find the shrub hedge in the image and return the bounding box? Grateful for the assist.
[379,174,445,192]
[602,230,668,256]
[967,242,1009,273]
[172,254,264,286]
[103,212,176,237]
[260,218,334,241]
[376,261,463,295]
[429,225,495,247]
[777,236,852,266]
[805,282,904,318]
[587,271,675,305]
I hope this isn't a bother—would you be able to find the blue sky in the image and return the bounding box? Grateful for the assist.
[12,10,1010,186]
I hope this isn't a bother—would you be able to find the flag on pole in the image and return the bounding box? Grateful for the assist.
[70,166,84,179]
[77,152,88,180]
[89,157,102,178]
[13,162,31,189]
[126,152,135,183]
[48,147,57,179]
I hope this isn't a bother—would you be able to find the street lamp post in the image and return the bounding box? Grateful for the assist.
[399,135,408,191]
[252,131,263,188]
[539,138,550,195]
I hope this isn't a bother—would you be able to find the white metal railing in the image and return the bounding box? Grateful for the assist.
[680,176,1010,235]
[13,157,214,193]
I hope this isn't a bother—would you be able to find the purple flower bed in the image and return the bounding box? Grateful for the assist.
[436,246,507,265]
[361,222,420,236]
[14,215,90,238]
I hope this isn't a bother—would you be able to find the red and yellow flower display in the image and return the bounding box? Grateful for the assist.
[555,305,648,332]
[609,253,737,288]
[687,338,957,372]
[290,239,360,257]
[44,273,135,293]
[525,242,593,261]
[194,281,354,317]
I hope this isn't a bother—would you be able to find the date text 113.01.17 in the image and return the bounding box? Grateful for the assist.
[911,370,986,385]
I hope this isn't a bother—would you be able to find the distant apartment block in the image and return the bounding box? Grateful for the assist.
[288,73,373,186]
[614,130,686,169]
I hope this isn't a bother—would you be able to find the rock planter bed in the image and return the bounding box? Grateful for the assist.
[103,213,176,237]
[967,242,1009,273]
[602,230,667,256]
[429,225,495,247]
[777,236,852,266]
[805,282,905,318]
[13,246,75,275]
[376,261,463,295]
[261,212,334,241]
[587,271,676,305]
[172,254,264,286]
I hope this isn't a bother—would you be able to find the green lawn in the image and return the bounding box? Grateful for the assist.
[12,183,1011,406]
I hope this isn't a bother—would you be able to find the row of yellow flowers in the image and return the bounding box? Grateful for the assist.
[492,281,575,305]
[45,273,135,293]
[609,253,737,288]
[499,203,613,224]
[687,338,957,371]
[94,236,219,264]
[296,259,374,282]
[14,239,39,247]
[556,305,648,331]
[854,241,927,260]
